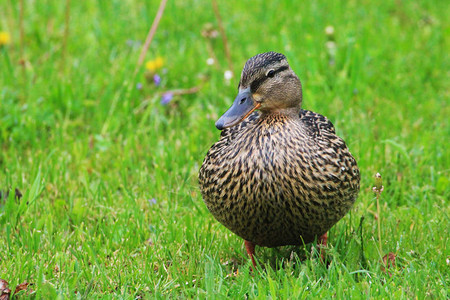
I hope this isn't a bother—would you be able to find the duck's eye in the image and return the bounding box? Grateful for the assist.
[266,69,275,78]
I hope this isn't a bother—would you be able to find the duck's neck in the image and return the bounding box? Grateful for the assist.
[260,107,301,119]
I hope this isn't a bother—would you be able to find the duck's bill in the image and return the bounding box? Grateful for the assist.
[215,89,261,130]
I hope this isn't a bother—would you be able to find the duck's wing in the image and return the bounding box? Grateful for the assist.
[300,108,360,192]
[300,109,336,137]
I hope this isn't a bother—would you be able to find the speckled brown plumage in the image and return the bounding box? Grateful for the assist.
[199,52,359,257]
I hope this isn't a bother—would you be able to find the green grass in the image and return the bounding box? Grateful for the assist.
[1,0,449,298]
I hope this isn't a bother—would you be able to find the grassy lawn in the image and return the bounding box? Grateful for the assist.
[1,0,448,298]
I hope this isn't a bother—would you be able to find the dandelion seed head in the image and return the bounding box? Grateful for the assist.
[206,58,215,65]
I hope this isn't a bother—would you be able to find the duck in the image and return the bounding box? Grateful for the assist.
[198,52,360,267]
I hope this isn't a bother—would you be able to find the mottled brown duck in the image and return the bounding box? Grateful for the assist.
[199,52,360,267]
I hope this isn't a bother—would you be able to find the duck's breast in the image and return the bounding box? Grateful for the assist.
[199,111,359,246]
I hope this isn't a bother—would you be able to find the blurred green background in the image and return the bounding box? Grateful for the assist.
[0,0,448,298]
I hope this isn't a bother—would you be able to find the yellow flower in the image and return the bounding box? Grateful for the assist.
[0,31,11,46]
[145,56,164,72]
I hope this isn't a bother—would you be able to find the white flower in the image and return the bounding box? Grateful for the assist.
[224,70,233,80]
[325,25,335,36]
[325,41,336,49]
[206,58,215,65]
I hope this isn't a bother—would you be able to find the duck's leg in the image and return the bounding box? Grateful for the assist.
[244,240,257,268]
[318,232,328,261]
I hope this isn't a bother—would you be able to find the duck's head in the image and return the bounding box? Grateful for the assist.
[216,52,302,130]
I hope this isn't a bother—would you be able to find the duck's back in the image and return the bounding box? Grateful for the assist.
[199,110,360,247]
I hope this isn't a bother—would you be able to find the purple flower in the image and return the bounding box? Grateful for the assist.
[126,39,141,48]
[161,92,173,105]
[136,82,143,90]
[153,74,161,86]
[148,198,157,205]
